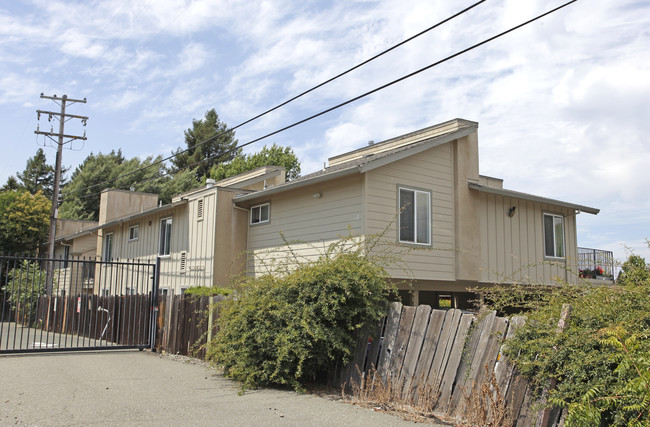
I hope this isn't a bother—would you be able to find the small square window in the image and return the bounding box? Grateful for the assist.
[250,203,270,225]
[128,225,139,242]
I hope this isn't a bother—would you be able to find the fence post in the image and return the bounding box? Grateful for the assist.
[150,257,161,351]
[206,295,214,360]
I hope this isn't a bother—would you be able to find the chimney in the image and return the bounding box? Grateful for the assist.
[206,178,216,188]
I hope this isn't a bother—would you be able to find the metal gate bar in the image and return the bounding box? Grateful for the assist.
[0,255,158,354]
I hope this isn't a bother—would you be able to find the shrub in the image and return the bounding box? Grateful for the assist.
[481,253,650,425]
[3,260,48,326]
[182,285,233,297]
[207,241,395,391]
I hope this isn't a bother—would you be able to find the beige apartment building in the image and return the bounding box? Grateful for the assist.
[54,118,600,307]
[234,119,599,307]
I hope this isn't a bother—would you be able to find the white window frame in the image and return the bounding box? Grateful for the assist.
[543,213,565,259]
[250,203,270,225]
[103,232,113,261]
[398,187,431,245]
[159,217,172,257]
[128,224,139,242]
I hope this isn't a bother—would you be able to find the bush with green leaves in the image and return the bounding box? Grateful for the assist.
[207,240,395,391]
[3,260,48,326]
[182,285,233,297]
[481,254,650,426]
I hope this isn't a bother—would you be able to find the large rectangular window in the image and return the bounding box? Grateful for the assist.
[544,213,565,258]
[399,188,431,245]
[159,217,172,256]
[250,203,270,225]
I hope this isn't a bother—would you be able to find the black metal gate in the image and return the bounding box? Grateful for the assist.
[0,255,159,354]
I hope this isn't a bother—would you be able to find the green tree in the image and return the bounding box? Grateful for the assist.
[211,144,301,182]
[58,150,126,220]
[59,151,199,221]
[0,190,50,254]
[3,261,48,326]
[17,148,58,199]
[617,254,649,286]
[1,176,22,192]
[171,109,239,180]
[159,168,200,203]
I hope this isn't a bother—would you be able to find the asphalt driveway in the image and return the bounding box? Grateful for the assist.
[0,350,431,426]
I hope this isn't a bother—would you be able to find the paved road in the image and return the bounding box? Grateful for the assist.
[0,350,438,426]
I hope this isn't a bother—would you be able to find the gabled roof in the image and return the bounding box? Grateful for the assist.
[234,119,478,203]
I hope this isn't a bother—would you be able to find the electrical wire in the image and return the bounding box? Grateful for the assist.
[61,0,487,200]
[70,0,580,202]
[73,0,580,199]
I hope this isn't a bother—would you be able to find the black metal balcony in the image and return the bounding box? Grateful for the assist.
[578,247,615,279]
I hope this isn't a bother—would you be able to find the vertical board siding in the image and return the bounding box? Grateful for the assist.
[479,193,578,285]
[365,143,456,281]
[100,193,223,294]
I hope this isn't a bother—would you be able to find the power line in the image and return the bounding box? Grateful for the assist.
[71,0,580,202]
[61,0,486,200]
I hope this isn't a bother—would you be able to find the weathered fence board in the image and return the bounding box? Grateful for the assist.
[337,306,567,427]
[427,309,462,390]
[388,305,416,382]
[399,304,431,397]
[436,312,474,413]
[377,302,402,378]
[411,308,446,392]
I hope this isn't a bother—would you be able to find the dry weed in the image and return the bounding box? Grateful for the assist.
[343,365,448,424]
[457,365,512,427]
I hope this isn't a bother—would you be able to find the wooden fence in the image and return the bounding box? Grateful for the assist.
[21,291,566,425]
[334,302,560,426]
[155,294,223,359]
[33,294,152,346]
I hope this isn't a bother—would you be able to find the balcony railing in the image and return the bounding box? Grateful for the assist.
[578,247,615,278]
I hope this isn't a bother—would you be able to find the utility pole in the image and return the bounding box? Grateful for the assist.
[35,94,88,295]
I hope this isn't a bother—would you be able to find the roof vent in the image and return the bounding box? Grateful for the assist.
[206,178,216,188]
[368,140,374,146]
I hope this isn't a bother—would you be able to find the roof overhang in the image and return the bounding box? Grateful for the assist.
[468,182,600,215]
[234,124,478,204]
[57,199,189,242]
[233,167,359,203]
[359,126,477,173]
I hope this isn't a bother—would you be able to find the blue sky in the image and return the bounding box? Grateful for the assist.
[1,0,649,263]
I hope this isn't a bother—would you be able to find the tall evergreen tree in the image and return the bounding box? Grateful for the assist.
[171,109,239,180]
[59,150,199,221]
[1,176,22,192]
[16,148,58,199]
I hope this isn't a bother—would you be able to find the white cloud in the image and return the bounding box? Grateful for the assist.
[0,0,648,261]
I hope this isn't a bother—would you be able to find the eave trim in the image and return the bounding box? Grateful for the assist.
[468,182,599,215]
